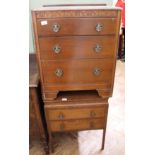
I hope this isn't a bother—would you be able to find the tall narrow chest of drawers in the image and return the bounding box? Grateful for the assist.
[32,6,121,101]
[32,5,121,153]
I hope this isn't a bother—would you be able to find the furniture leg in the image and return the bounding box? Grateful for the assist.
[43,91,59,100]
[101,128,106,150]
[97,89,112,99]
[101,103,109,150]
[49,133,54,153]
[42,137,49,155]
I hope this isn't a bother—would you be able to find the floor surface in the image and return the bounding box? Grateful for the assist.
[30,60,125,155]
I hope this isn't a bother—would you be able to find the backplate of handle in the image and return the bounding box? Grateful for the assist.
[59,113,64,120]
[55,69,63,77]
[90,111,96,117]
[52,23,61,32]
[93,68,101,76]
[94,44,103,53]
[53,44,61,54]
[96,23,103,32]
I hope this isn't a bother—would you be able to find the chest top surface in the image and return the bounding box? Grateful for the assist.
[32,6,122,11]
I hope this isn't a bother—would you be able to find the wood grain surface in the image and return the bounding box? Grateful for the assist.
[49,118,106,132]
[45,104,108,121]
[41,59,113,84]
[39,36,115,60]
[37,18,117,36]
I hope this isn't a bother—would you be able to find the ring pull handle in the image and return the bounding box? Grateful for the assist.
[53,45,61,54]
[52,23,61,32]
[90,111,96,117]
[93,68,101,76]
[59,113,64,120]
[96,23,103,32]
[94,44,103,53]
[55,69,63,77]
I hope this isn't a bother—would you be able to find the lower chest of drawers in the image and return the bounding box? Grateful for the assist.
[44,95,108,132]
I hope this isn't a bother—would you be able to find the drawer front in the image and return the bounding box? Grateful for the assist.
[37,18,117,36]
[39,36,115,60]
[41,59,113,84]
[49,118,105,132]
[46,106,107,121]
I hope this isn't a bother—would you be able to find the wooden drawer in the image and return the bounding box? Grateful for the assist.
[36,18,117,36]
[45,106,107,121]
[39,36,115,60]
[41,59,113,84]
[49,118,105,132]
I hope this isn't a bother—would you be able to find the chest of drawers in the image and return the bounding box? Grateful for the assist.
[44,90,109,153]
[32,6,121,101]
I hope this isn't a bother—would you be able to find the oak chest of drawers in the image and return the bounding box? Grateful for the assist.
[32,5,121,153]
[32,5,121,101]
[44,90,109,152]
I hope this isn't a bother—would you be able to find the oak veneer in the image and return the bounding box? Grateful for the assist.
[46,106,107,121]
[49,118,106,132]
[39,36,115,60]
[37,18,117,36]
[41,59,113,83]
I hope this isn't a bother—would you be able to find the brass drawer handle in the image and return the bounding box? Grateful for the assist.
[55,69,63,77]
[90,111,96,117]
[60,124,65,131]
[52,23,61,32]
[59,113,64,120]
[93,68,101,76]
[90,122,95,128]
[94,44,103,53]
[53,44,61,54]
[96,23,103,32]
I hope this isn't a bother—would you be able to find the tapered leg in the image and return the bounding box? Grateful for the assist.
[101,102,109,150]
[45,146,50,155]
[101,103,109,150]
[101,128,106,150]
[41,137,49,155]
[49,133,54,154]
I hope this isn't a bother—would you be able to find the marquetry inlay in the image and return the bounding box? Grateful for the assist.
[36,10,117,18]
